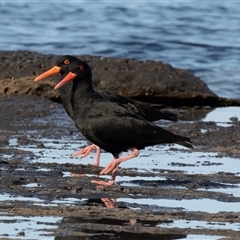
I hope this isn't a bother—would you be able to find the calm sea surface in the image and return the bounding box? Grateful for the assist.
[0,1,240,99]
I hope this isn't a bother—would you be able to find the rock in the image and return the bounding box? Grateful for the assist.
[230,117,238,122]
[0,50,239,106]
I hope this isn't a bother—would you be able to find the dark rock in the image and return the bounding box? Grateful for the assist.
[0,50,239,107]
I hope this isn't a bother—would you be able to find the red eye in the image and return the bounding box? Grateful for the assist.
[64,59,70,65]
[80,66,84,70]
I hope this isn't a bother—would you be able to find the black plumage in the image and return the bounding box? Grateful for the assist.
[54,60,193,186]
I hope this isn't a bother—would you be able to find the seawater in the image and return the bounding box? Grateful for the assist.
[0,1,240,98]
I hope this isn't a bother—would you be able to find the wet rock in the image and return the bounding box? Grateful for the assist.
[230,116,238,122]
[0,50,240,106]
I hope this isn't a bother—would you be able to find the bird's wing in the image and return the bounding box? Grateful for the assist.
[83,103,175,146]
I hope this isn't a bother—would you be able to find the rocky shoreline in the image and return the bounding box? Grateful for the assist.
[1,50,240,106]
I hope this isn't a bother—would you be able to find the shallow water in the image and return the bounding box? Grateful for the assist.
[0,215,60,240]
[162,219,240,231]
[118,198,240,213]
[0,2,240,98]
[202,107,240,123]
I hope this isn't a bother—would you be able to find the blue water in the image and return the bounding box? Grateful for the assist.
[0,1,240,99]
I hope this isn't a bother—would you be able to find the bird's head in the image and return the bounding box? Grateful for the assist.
[54,60,92,90]
[34,55,79,81]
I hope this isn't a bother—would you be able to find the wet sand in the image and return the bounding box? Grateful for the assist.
[0,94,240,239]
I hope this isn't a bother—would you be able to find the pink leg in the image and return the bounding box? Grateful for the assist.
[101,148,139,175]
[71,144,101,166]
[91,148,139,187]
[92,146,101,167]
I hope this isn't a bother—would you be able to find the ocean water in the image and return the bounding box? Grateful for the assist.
[0,1,240,99]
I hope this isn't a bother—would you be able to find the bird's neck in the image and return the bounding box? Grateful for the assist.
[70,76,94,110]
[72,76,93,94]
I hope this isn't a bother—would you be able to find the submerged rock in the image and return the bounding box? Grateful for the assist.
[0,50,239,106]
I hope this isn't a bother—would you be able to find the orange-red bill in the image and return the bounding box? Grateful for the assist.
[54,72,77,90]
[34,66,61,81]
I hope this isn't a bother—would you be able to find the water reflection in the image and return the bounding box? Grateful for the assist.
[179,107,213,121]
[55,216,183,240]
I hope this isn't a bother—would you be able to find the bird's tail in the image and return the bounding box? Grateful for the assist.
[160,110,178,122]
[176,139,193,149]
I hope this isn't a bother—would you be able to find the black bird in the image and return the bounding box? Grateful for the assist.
[34,55,178,166]
[54,60,193,186]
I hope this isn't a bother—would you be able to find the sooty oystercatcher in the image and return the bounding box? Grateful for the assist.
[53,60,193,186]
[34,56,178,167]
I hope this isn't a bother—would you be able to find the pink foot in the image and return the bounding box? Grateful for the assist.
[71,144,96,157]
[71,144,101,167]
[91,165,119,187]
